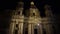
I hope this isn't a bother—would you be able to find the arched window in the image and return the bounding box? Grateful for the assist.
[16,24,18,28]
[17,11,20,15]
[14,24,18,34]
[33,13,35,16]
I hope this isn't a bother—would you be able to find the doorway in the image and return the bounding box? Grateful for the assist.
[34,29,38,34]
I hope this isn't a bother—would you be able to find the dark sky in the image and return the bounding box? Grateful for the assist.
[0,0,59,14]
[0,0,59,34]
[0,0,59,8]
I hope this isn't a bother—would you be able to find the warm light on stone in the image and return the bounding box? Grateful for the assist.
[31,2,34,5]
[37,24,40,26]
[8,1,53,34]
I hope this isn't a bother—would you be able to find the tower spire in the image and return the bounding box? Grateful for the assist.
[28,1,40,17]
[16,1,24,9]
[44,4,53,17]
[14,1,24,15]
[30,1,36,8]
[31,1,34,5]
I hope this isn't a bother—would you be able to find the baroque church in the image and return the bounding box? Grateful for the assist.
[8,0,54,34]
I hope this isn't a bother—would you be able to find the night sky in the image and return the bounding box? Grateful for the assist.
[0,0,60,34]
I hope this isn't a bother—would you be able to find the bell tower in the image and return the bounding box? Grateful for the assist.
[25,1,40,17]
[15,1,24,15]
[9,1,24,34]
[41,4,53,34]
[27,1,43,34]
[29,1,40,17]
[44,5,53,17]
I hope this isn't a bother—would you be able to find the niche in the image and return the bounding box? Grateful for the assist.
[17,11,20,15]
[33,13,35,16]
[16,24,18,28]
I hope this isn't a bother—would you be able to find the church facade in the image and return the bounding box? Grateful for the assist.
[8,1,54,34]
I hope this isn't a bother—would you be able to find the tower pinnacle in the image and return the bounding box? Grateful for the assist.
[31,1,34,5]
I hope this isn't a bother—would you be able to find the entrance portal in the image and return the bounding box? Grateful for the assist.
[34,29,38,34]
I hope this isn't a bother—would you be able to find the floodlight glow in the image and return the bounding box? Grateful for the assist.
[37,24,39,26]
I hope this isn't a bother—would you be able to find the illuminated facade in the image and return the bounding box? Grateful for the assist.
[9,1,24,34]
[8,1,54,34]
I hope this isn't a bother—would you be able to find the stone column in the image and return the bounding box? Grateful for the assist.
[45,24,53,34]
[39,24,43,34]
[18,23,20,34]
[31,24,34,34]
[28,23,34,34]
[28,24,32,34]
[44,24,51,34]
[18,23,23,34]
[37,25,40,34]
[9,22,16,34]
[20,23,23,34]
